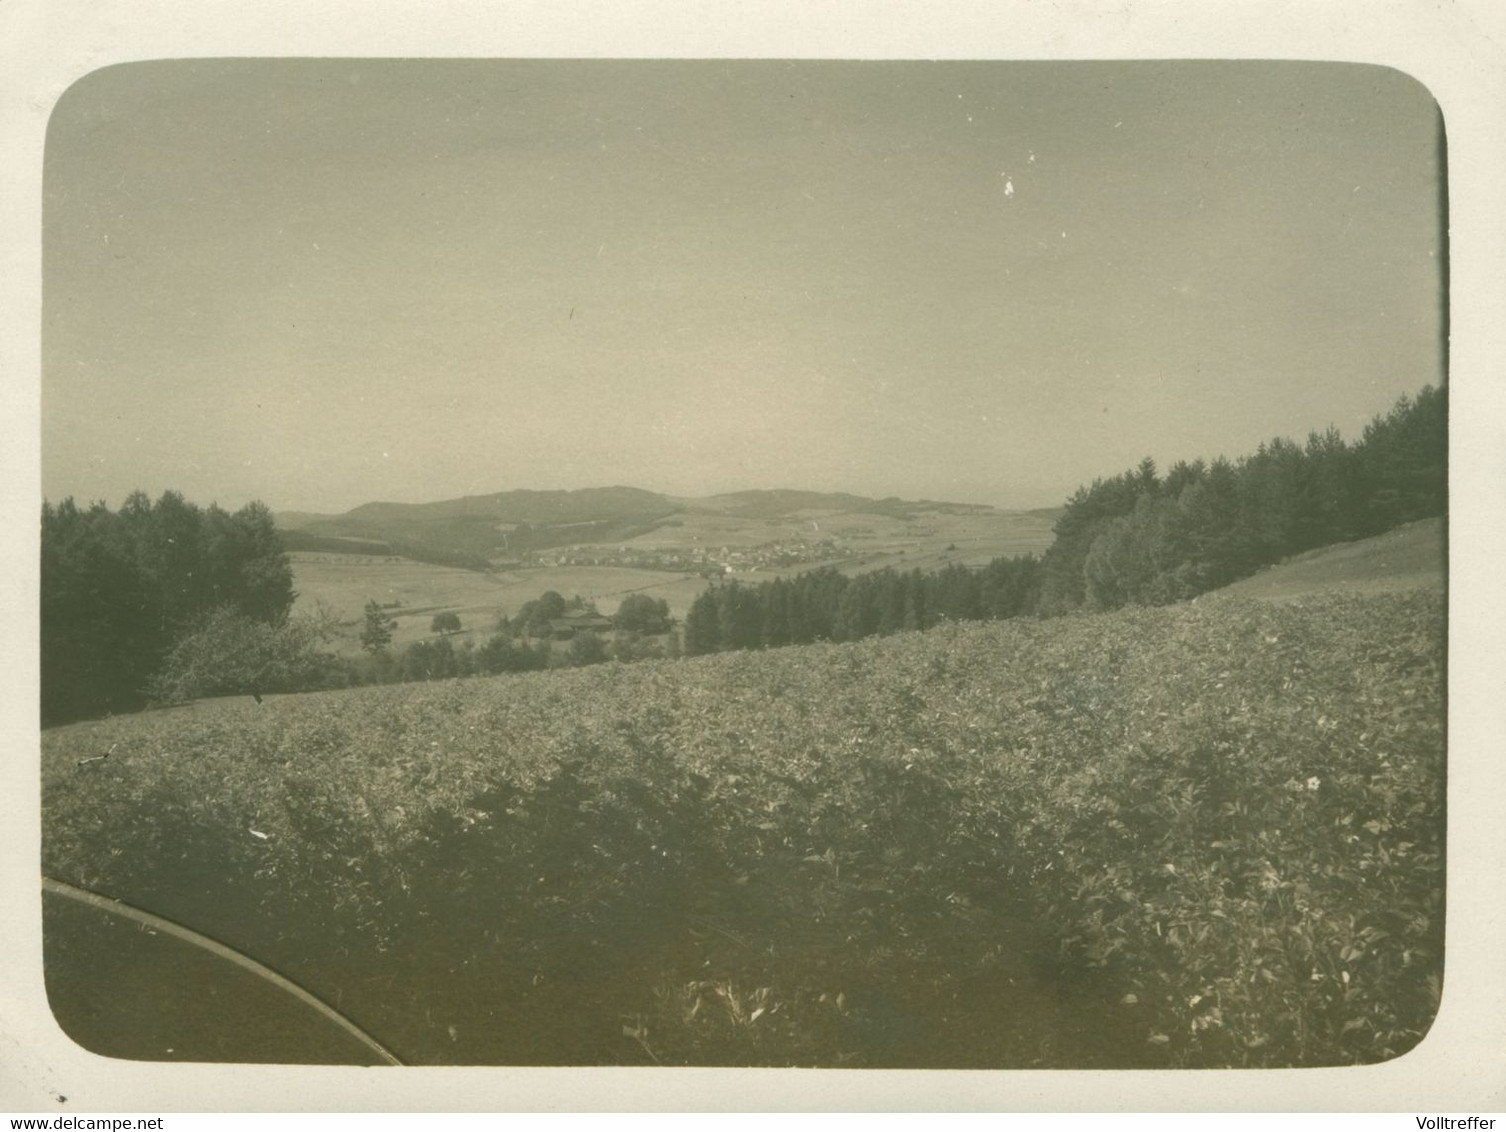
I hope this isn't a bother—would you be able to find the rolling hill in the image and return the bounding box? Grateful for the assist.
[275,486,1022,566]
[283,486,1059,654]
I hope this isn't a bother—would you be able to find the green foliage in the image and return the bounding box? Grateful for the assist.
[360,600,396,653]
[398,636,460,681]
[69,542,1028,705]
[683,586,721,655]
[512,589,568,637]
[614,593,671,635]
[474,632,549,675]
[610,631,671,664]
[42,589,1443,1068]
[1042,385,1446,615]
[340,590,626,690]
[567,631,608,666]
[1355,385,1447,531]
[147,605,342,703]
[41,491,295,723]
[681,558,1039,658]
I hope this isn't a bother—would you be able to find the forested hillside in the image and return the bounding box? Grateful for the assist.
[1037,384,1445,612]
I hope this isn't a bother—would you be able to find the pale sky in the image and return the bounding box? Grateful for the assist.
[41,60,1444,513]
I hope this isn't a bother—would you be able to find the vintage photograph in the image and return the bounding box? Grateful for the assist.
[37,59,1446,1070]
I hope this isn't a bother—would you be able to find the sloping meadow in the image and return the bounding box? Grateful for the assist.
[41,589,1444,1068]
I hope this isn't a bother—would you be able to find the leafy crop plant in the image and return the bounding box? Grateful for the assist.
[43,590,1443,1068]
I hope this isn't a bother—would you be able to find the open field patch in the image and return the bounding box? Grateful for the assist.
[1215,517,1444,602]
[289,554,697,654]
[42,588,1443,1067]
[610,506,1056,565]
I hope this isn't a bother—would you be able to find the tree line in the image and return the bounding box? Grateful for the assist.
[682,557,1039,655]
[342,623,676,687]
[39,489,682,720]
[41,491,297,723]
[1036,383,1445,613]
[682,384,1445,655]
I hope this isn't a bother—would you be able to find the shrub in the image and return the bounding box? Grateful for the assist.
[146,604,341,703]
[615,593,671,635]
[568,631,608,666]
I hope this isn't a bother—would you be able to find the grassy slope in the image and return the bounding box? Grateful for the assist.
[1216,517,1444,601]
[43,587,1444,1068]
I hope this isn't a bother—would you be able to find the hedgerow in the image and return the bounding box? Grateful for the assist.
[41,588,1443,1068]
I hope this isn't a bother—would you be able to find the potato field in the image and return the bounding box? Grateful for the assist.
[41,589,1445,1068]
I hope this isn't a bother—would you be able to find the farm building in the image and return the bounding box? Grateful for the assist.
[544,613,616,639]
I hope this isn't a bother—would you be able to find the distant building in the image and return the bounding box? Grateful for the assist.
[545,613,615,639]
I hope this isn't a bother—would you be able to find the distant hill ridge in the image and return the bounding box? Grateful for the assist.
[277,486,993,529]
[274,486,1005,567]
[344,486,675,525]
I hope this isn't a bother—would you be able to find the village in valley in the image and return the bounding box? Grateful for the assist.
[527,532,846,575]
